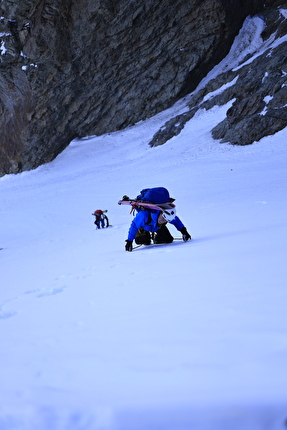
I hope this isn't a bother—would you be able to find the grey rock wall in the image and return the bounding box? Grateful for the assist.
[0,0,271,175]
[149,3,287,147]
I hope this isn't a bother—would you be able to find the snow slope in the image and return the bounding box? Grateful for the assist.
[1,15,287,430]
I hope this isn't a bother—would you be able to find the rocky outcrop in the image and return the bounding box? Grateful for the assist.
[0,0,265,176]
[149,3,287,147]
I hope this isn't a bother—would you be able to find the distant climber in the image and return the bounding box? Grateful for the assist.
[92,210,109,229]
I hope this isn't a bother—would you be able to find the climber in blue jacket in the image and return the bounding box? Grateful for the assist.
[125,206,191,251]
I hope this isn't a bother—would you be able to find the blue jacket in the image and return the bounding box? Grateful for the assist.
[127,209,185,241]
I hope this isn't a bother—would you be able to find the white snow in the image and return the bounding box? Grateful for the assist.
[260,95,274,116]
[0,39,7,55]
[1,14,287,430]
[264,95,273,104]
[194,16,266,94]
[262,72,269,83]
[202,77,238,103]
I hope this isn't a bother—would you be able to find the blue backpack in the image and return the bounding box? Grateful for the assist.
[137,187,172,204]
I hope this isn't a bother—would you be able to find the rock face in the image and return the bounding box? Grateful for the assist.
[0,0,278,176]
[149,3,287,147]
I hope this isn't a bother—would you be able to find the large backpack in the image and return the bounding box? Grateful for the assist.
[136,187,172,204]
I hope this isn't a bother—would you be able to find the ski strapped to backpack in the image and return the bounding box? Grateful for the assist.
[118,199,176,213]
[118,187,176,214]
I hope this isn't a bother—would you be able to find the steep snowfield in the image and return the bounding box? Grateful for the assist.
[1,15,287,430]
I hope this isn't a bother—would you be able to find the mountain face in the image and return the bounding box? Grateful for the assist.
[0,0,284,176]
[149,3,287,147]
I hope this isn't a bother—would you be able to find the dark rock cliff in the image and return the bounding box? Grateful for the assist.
[0,0,281,176]
[149,2,287,148]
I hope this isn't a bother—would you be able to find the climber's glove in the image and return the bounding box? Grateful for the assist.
[125,240,133,251]
[180,227,191,242]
